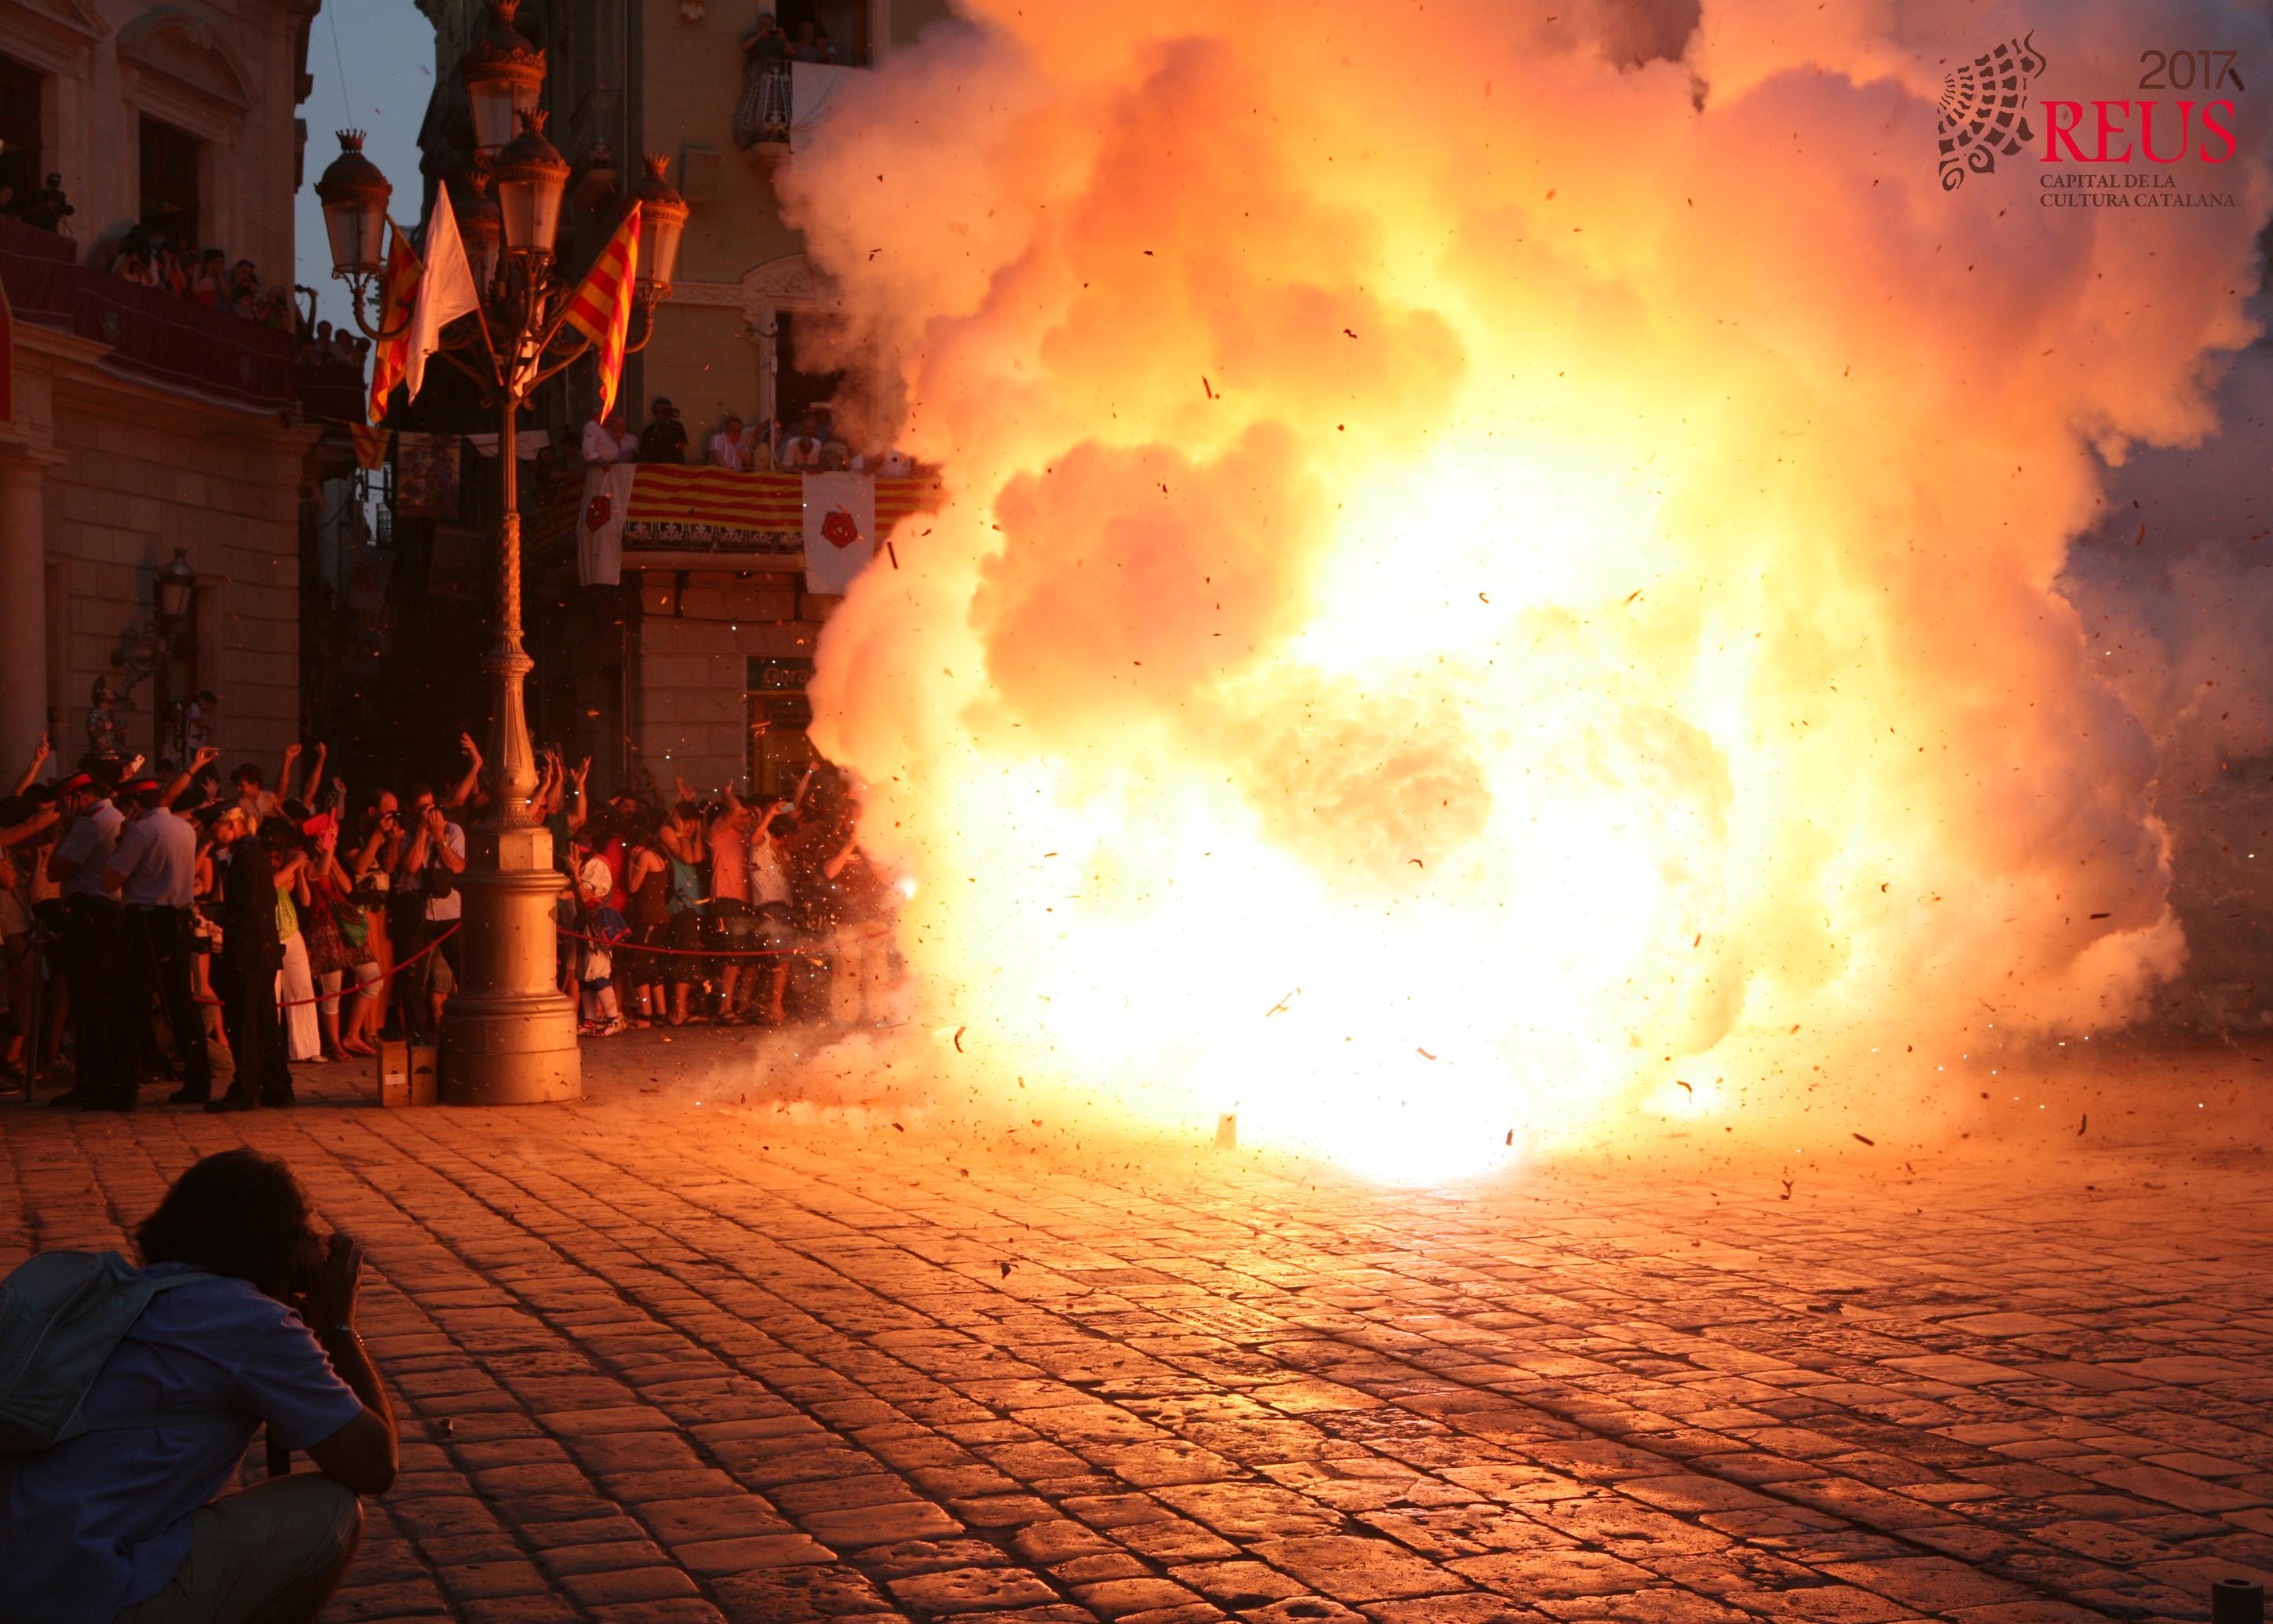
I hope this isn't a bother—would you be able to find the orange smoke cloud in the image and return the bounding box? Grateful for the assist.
[783,0,2270,1177]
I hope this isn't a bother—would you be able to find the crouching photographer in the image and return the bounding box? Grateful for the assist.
[0,1148,397,1623]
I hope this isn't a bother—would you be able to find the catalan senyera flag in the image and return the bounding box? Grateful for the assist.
[562,203,639,417]
[349,425,389,470]
[365,224,422,424]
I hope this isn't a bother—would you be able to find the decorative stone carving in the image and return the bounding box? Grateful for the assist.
[118,8,257,115]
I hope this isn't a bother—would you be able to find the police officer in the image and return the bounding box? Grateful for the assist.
[106,779,214,1106]
[44,772,126,1110]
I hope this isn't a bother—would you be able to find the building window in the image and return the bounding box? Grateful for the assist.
[747,656,816,800]
[776,0,868,64]
[139,115,201,243]
[0,55,41,206]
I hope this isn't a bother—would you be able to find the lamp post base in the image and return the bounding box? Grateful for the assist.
[439,991,581,1104]
[437,825,583,1106]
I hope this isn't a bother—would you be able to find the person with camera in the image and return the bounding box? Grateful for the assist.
[349,793,405,1039]
[636,396,689,464]
[0,1148,397,1624]
[396,786,464,1033]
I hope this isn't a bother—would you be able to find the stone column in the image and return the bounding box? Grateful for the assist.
[0,456,49,773]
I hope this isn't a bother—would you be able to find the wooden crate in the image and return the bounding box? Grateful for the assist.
[377,1039,440,1107]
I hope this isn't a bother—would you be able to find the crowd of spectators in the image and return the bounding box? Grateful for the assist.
[582,396,915,476]
[92,229,302,334]
[549,749,899,1035]
[0,724,902,1106]
[296,318,373,395]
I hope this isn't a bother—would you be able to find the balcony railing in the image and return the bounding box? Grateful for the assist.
[733,60,860,152]
[0,214,296,411]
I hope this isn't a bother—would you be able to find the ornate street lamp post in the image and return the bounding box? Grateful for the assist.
[314,1,689,1104]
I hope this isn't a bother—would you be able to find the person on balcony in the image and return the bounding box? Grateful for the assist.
[777,416,824,472]
[580,408,632,466]
[636,398,689,465]
[733,13,793,149]
[707,414,756,470]
[188,250,227,308]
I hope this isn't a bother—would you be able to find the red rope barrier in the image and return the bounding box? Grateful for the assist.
[195,924,461,1008]
[554,921,889,960]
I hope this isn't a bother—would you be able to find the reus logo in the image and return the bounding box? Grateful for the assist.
[1939,33,2049,190]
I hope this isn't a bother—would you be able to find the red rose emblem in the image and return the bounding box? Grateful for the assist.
[820,505,863,549]
[584,491,613,531]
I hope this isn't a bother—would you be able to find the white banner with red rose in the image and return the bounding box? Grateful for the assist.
[801,471,876,595]
[578,462,638,586]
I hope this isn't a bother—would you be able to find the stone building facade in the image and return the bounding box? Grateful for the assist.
[413,0,949,798]
[0,0,323,776]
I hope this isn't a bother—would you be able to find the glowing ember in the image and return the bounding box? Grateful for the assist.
[784,2,2268,1179]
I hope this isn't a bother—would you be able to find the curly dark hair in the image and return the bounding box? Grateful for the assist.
[135,1149,316,1297]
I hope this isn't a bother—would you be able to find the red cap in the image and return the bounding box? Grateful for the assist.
[54,772,94,796]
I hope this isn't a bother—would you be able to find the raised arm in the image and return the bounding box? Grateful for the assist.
[565,759,590,834]
[0,807,57,848]
[441,733,484,811]
[301,743,328,805]
[162,745,220,809]
[11,732,49,796]
[280,741,301,801]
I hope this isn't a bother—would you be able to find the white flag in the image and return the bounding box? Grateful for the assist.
[402,188,481,404]
[578,463,638,586]
[802,471,876,594]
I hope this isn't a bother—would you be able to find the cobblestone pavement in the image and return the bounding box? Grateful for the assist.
[4,1034,2271,1624]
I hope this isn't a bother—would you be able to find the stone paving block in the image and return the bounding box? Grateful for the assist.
[888,1566,1069,1612]
[1253,1535,1474,1602]
[674,1532,838,1572]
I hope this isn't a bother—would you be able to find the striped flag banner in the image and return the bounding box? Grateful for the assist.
[366,224,422,423]
[563,204,638,415]
[576,464,941,580]
[627,466,805,531]
[349,425,389,469]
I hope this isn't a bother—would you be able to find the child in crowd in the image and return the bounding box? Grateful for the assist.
[576,852,628,1036]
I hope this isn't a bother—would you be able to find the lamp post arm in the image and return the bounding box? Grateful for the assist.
[523,342,592,398]
[623,299,661,356]
[337,276,415,346]
[427,341,502,396]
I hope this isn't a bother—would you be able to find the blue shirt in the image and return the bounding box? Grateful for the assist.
[0,1263,365,1624]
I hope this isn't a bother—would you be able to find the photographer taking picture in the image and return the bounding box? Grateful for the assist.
[0,1148,397,1623]
[395,784,464,1032]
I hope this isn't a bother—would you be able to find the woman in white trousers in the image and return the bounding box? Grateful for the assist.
[265,830,323,1064]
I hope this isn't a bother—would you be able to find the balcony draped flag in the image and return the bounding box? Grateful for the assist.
[365,224,422,424]
[563,204,639,417]
[400,188,481,406]
[801,470,876,594]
